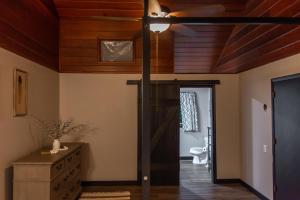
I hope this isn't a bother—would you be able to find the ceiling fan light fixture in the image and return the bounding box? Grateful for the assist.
[150,23,170,33]
[148,3,171,33]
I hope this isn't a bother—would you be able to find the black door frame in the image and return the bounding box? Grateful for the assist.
[271,73,300,200]
[128,80,220,185]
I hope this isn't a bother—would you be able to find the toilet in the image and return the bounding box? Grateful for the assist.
[190,147,207,165]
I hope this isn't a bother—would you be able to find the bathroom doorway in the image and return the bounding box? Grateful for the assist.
[179,87,214,183]
[132,80,218,186]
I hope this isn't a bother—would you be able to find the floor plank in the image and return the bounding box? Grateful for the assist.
[83,161,259,200]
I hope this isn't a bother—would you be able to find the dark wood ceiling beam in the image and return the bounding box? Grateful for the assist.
[159,0,247,4]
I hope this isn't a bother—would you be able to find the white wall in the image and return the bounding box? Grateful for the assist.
[240,53,300,200]
[59,74,140,181]
[59,73,241,181]
[0,48,59,200]
[180,88,211,157]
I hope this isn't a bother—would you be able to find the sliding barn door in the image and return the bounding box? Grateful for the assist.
[273,75,300,199]
[138,83,180,186]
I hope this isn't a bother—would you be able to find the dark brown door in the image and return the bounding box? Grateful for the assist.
[138,83,180,186]
[273,75,300,199]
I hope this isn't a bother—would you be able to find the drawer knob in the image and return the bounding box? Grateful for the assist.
[56,163,63,170]
[64,175,69,182]
[70,169,75,175]
[67,156,73,162]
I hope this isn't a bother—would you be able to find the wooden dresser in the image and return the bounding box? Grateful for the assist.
[13,143,83,200]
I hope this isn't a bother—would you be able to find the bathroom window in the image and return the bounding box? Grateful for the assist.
[180,92,200,132]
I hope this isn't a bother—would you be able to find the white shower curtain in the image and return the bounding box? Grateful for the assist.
[180,92,200,132]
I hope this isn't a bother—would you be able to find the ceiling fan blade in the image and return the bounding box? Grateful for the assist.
[168,4,225,17]
[149,0,161,16]
[90,16,141,22]
[170,24,198,37]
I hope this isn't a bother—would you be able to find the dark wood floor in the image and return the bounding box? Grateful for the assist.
[83,161,259,200]
[180,160,212,183]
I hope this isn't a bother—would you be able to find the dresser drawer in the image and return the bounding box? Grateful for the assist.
[65,148,81,168]
[51,173,66,200]
[74,162,81,175]
[56,176,80,200]
[65,154,75,168]
[51,167,80,200]
[74,148,81,159]
[68,175,81,200]
[51,159,65,178]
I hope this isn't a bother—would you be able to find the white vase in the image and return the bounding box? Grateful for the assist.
[52,139,61,153]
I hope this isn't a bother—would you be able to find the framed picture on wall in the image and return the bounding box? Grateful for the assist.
[98,39,135,64]
[13,69,28,116]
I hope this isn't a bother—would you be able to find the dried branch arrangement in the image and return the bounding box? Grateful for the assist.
[31,115,86,140]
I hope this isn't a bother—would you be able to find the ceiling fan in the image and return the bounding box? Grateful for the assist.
[92,0,225,37]
[148,0,225,36]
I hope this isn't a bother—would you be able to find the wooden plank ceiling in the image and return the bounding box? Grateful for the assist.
[160,0,246,73]
[59,19,174,73]
[213,0,300,73]
[53,0,143,18]
[0,0,59,70]
[53,0,300,74]
[54,0,246,73]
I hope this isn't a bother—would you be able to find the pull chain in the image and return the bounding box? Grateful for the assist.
[155,32,159,112]
[155,32,159,73]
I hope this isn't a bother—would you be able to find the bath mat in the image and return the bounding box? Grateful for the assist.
[79,191,131,199]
